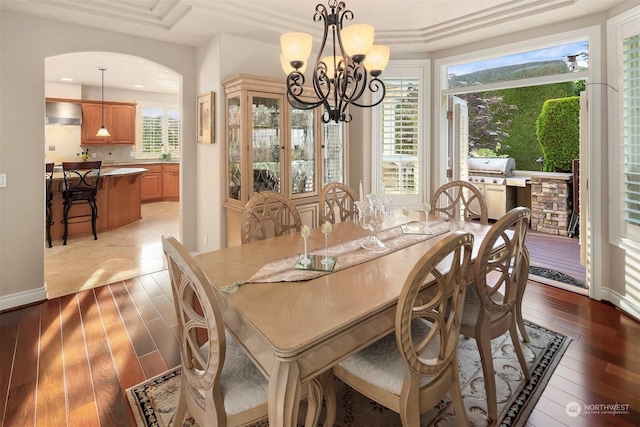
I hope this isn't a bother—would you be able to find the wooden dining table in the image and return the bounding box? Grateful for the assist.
[194,213,493,426]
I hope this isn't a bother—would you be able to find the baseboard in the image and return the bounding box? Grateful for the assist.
[600,288,640,322]
[0,286,47,312]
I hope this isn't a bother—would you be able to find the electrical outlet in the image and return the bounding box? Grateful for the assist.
[92,153,97,158]
[130,151,136,158]
[0,174,6,188]
[48,146,56,151]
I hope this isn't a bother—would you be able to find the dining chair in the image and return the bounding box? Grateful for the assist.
[241,191,302,244]
[430,180,488,224]
[460,206,531,425]
[326,231,475,426]
[61,160,102,245]
[46,162,55,248]
[319,182,359,224]
[162,235,324,427]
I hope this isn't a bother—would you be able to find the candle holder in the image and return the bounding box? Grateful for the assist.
[321,221,332,267]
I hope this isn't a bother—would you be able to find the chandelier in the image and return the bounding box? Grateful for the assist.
[280,0,390,123]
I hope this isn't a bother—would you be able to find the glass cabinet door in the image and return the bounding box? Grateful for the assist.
[290,108,316,195]
[251,94,281,195]
[228,95,242,201]
[323,122,344,184]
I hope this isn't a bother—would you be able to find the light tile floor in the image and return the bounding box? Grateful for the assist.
[45,201,180,299]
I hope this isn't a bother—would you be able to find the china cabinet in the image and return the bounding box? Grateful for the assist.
[223,74,348,246]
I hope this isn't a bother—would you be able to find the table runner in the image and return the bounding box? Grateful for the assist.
[220,221,450,294]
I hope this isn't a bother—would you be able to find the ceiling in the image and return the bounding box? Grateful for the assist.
[1,0,628,94]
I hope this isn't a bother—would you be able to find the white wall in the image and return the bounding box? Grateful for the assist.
[0,11,197,309]
[193,33,284,254]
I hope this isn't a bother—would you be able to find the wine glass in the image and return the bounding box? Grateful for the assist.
[321,221,332,267]
[300,225,311,266]
[423,202,433,234]
[360,196,386,250]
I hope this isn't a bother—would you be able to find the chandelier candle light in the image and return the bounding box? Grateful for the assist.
[280,0,390,123]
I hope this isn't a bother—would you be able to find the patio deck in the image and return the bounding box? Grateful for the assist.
[525,228,587,292]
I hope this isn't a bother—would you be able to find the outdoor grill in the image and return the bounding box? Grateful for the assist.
[467,157,517,220]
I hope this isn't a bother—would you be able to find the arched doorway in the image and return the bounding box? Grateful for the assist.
[44,52,182,298]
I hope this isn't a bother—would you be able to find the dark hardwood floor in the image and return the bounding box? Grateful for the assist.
[1,252,638,426]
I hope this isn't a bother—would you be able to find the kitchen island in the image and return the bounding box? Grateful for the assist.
[48,167,147,242]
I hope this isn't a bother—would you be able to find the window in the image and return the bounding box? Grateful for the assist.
[372,60,429,208]
[139,103,180,158]
[623,34,640,231]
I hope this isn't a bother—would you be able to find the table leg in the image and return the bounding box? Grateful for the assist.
[269,359,302,427]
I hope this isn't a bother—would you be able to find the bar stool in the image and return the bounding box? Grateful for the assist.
[46,162,54,248]
[61,161,102,245]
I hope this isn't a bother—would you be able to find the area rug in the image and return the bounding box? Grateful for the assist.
[127,321,570,427]
[529,266,587,289]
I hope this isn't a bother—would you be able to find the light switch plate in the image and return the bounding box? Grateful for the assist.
[0,174,6,187]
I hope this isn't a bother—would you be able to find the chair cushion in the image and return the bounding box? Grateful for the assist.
[199,330,268,415]
[336,318,439,395]
[461,285,505,327]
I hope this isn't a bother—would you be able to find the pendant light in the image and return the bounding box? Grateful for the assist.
[96,68,110,137]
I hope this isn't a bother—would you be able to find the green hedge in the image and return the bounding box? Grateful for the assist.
[536,97,580,172]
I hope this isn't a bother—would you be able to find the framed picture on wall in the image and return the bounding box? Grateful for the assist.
[197,92,214,143]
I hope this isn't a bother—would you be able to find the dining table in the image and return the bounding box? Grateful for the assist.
[194,212,493,426]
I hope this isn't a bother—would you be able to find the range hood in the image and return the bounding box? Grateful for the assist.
[45,101,83,125]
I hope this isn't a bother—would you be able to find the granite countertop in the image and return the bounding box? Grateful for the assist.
[103,159,180,166]
[50,166,148,180]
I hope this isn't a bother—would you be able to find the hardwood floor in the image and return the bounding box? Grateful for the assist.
[2,276,638,426]
[3,223,636,426]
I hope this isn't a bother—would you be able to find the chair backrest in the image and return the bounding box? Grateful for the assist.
[241,191,302,244]
[319,182,359,224]
[62,161,102,192]
[45,163,54,197]
[430,180,488,224]
[395,231,474,377]
[473,206,530,319]
[161,234,227,425]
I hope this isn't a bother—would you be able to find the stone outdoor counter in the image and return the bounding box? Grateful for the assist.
[529,171,573,236]
[48,167,147,242]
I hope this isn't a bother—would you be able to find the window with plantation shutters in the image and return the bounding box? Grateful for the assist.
[139,103,180,158]
[623,33,640,232]
[372,60,428,209]
[381,77,420,195]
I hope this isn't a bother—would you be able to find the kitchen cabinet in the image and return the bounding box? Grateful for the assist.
[223,74,348,246]
[107,174,142,229]
[132,163,180,202]
[81,101,136,145]
[162,163,180,201]
[139,164,163,201]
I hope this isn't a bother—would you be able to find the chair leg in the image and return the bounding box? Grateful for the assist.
[516,247,531,342]
[46,206,53,248]
[450,358,468,425]
[305,375,323,427]
[510,322,531,381]
[477,331,497,424]
[90,200,98,240]
[171,376,188,427]
[398,375,420,427]
[62,202,71,245]
[321,371,337,427]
